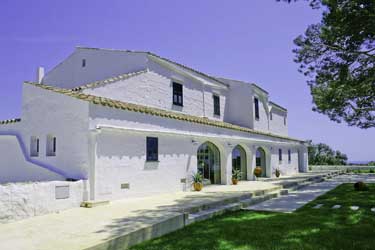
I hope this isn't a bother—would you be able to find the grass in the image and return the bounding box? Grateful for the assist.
[131,184,375,250]
[350,169,375,174]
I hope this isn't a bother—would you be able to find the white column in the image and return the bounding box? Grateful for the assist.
[221,148,233,185]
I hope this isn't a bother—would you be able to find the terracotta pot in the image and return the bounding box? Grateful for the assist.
[275,170,280,178]
[193,182,203,191]
[232,178,239,185]
[254,167,263,177]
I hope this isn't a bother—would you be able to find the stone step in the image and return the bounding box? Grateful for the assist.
[186,203,241,225]
[184,186,282,214]
[186,190,284,225]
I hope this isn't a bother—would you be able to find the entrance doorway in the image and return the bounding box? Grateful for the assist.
[232,145,247,180]
[197,142,221,184]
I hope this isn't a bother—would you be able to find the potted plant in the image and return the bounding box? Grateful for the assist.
[192,172,203,191]
[232,169,242,185]
[275,168,281,178]
[254,167,262,178]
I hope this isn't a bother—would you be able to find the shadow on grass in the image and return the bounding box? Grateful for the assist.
[128,184,375,250]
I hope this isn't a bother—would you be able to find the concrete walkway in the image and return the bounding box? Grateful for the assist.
[0,181,278,250]
[245,174,375,213]
[0,171,342,250]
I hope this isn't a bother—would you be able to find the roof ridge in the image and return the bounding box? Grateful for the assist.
[75,46,230,88]
[24,82,304,143]
[71,69,148,91]
[269,101,287,112]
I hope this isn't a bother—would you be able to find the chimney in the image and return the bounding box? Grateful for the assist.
[36,67,45,84]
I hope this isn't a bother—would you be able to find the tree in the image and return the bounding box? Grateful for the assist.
[368,161,375,166]
[307,140,348,165]
[280,0,375,128]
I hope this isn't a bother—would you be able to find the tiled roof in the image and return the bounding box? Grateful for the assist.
[0,118,21,125]
[71,70,147,91]
[76,47,230,88]
[25,82,304,143]
[269,101,287,112]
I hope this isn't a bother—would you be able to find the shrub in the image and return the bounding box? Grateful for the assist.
[192,172,203,184]
[370,169,375,173]
[232,169,242,180]
[354,181,369,191]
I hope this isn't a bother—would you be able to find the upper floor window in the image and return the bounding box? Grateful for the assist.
[278,149,282,162]
[30,136,39,157]
[146,137,158,162]
[46,135,56,157]
[213,95,220,116]
[288,149,291,163]
[82,59,86,67]
[270,111,273,120]
[173,82,183,106]
[254,97,260,120]
[284,116,287,125]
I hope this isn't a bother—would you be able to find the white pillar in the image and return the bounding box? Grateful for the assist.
[221,148,233,185]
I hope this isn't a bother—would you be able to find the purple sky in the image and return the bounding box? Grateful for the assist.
[0,0,373,161]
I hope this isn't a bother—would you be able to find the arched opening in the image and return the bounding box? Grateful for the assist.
[232,145,247,180]
[197,142,221,185]
[256,147,267,177]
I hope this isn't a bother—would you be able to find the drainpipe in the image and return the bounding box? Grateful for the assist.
[201,82,206,117]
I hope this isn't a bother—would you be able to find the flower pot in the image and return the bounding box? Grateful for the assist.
[254,167,262,178]
[232,178,239,185]
[275,171,280,178]
[193,182,203,191]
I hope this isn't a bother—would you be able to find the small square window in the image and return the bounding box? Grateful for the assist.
[30,136,39,157]
[213,95,220,116]
[172,82,183,106]
[46,135,56,157]
[82,59,86,67]
[146,137,158,162]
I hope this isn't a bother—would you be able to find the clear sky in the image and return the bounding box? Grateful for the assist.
[0,0,373,161]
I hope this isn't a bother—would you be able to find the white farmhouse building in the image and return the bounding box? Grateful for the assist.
[0,47,308,201]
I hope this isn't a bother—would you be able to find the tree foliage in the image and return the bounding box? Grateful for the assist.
[307,140,348,165]
[280,0,375,128]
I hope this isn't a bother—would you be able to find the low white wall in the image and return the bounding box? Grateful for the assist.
[310,165,375,171]
[0,180,84,224]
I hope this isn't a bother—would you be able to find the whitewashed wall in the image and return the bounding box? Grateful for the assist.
[42,48,148,89]
[221,78,254,128]
[21,84,90,180]
[84,70,227,121]
[269,108,288,136]
[93,130,196,201]
[0,180,84,224]
[0,135,62,183]
[147,60,228,120]
[89,103,306,199]
[269,146,299,176]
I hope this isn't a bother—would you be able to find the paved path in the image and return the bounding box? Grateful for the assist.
[245,174,375,213]
[0,180,278,250]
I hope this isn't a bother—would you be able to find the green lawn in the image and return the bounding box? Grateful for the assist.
[350,169,375,174]
[131,184,375,250]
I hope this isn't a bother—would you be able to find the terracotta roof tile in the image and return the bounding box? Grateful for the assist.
[0,118,21,125]
[25,81,304,143]
[71,70,148,91]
